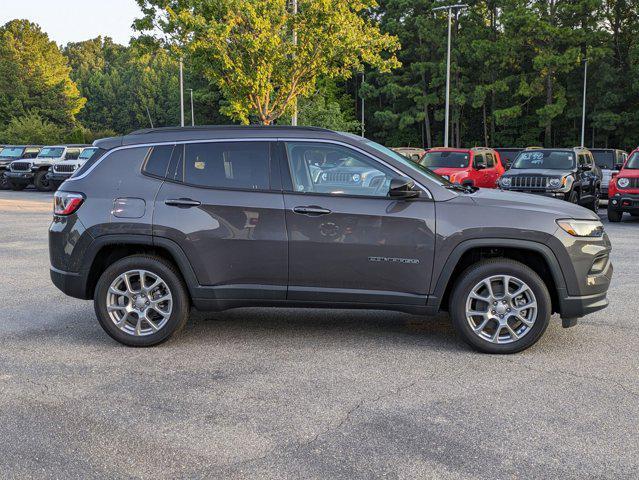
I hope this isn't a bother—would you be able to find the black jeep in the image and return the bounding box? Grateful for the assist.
[498,147,602,212]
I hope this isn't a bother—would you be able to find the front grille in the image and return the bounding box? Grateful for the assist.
[54,164,76,173]
[322,172,356,183]
[510,176,548,189]
[10,162,31,172]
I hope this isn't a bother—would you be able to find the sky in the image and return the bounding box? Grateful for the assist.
[0,0,143,46]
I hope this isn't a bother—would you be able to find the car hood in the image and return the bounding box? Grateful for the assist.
[468,188,599,220]
[502,168,573,178]
[616,169,639,178]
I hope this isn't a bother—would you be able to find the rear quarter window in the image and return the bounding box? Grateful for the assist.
[142,145,175,178]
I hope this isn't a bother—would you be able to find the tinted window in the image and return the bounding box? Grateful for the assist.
[592,150,614,169]
[285,142,393,197]
[143,145,175,178]
[420,151,470,168]
[512,150,575,170]
[23,149,41,159]
[73,148,108,177]
[65,148,82,160]
[174,142,271,190]
[78,147,98,160]
[485,153,495,168]
[473,153,485,168]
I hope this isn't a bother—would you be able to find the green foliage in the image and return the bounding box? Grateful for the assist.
[0,112,63,144]
[0,20,85,129]
[135,0,400,124]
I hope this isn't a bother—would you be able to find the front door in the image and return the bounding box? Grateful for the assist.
[153,140,288,300]
[280,141,435,306]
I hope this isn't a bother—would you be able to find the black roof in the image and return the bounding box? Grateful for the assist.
[94,125,344,150]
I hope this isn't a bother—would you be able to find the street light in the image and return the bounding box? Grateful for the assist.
[581,58,588,147]
[179,56,185,127]
[432,3,468,148]
[188,88,195,126]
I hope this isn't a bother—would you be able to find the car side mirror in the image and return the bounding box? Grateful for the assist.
[388,177,420,199]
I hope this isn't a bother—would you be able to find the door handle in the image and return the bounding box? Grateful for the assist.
[293,206,332,216]
[165,198,202,208]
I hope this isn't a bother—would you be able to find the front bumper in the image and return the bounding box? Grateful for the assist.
[608,193,639,212]
[46,171,72,183]
[502,188,567,199]
[4,171,35,184]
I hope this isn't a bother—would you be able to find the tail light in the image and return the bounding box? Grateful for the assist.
[54,191,85,216]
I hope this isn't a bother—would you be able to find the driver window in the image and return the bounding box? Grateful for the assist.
[473,153,486,169]
[284,142,394,197]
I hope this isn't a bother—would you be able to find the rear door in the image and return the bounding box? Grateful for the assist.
[153,140,288,300]
[279,140,435,306]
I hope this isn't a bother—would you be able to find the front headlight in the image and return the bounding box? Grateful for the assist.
[500,177,512,187]
[617,177,630,188]
[556,219,604,238]
[548,177,562,188]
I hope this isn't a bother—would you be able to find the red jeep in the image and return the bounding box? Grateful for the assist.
[608,148,639,222]
[419,147,505,188]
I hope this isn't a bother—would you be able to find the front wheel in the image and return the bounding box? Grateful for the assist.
[587,188,600,213]
[449,259,552,354]
[34,170,51,191]
[566,190,580,204]
[94,255,190,347]
[607,207,623,222]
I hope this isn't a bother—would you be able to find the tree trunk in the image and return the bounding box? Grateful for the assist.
[483,103,489,147]
[545,73,553,147]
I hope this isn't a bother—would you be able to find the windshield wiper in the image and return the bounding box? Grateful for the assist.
[444,183,478,194]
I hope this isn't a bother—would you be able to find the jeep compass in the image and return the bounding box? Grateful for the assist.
[49,127,612,353]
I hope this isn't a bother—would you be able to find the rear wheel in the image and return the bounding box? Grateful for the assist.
[607,207,623,222]
[94,255,190,347]
[449,259,551,354]
[34,170,51,192]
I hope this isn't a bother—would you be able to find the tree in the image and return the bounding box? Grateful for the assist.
[0,112,63,144]
[0,20,85,129]
[135,0,400,125]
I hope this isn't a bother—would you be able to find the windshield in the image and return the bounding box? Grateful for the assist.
[420,151,470,169]
[625,152,639,169]
[356,137,452,185]
[591,150,614,169]
[37,147,65,158]
[79,148,98,160]
[511,150,575,170]
[0,147,25,158]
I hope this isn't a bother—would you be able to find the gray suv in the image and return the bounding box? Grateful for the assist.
[49,127,612,353]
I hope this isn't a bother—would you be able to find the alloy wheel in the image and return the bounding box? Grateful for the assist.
[106,270,173,336]
[465,274,537,344]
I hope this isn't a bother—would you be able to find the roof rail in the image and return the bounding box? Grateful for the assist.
[129,125,333,135]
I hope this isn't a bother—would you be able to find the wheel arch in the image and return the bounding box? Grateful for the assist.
[82,235,199,300]
[428,239,568,315]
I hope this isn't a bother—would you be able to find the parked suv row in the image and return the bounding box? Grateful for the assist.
[1,145,97,191]
[50,126,612,353]
[607,148,639,222]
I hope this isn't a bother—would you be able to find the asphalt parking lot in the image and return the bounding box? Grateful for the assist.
[0,190,637,479]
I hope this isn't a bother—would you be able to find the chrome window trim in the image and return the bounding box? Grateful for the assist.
[68,136,434,198]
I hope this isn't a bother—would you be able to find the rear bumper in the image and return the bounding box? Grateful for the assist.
[50,266,90,300]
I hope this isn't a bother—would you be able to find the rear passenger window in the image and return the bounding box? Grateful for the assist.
[143,145,174,178]
[485,153,495,168]
[173,142,271,190]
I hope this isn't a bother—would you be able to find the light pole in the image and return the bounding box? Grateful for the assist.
[179,56,185,127]
[361,72,365,138]
[188,88,195,126]
[433,3,467,147]
[581,58,588,147]
[291,0,298,126]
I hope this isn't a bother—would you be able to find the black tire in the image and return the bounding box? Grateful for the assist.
[587,188,600,213]
[567,190,579,204]
[607,207,623,222]
[94,255,190,347]
[49,180,62,191]
[449,259,552,354]
[9,182,26,191]
[34,170,51,192]
[0,175,10,190]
